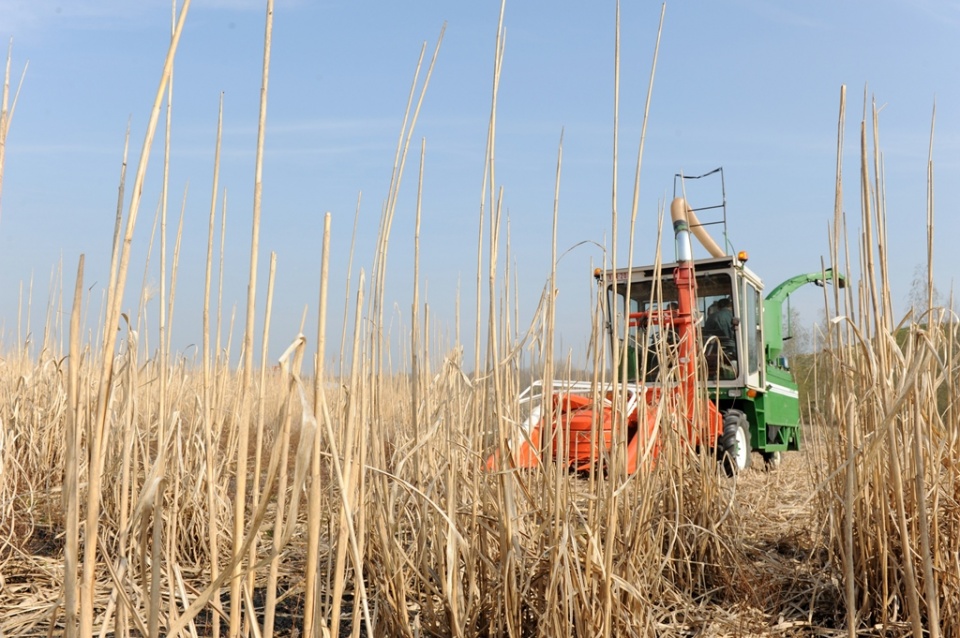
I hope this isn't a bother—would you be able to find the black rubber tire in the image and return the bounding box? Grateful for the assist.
[761,450,782,471]
[718,409,752,476]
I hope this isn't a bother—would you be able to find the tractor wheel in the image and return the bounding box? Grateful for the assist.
[719,409,752,476]
[762,450,782,471]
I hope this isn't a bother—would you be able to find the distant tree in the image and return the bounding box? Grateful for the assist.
[907,262,941,315]
[781,306,811,359]
[779,307,818,422]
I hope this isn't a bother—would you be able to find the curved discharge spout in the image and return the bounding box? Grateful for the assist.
[670,197,725,259]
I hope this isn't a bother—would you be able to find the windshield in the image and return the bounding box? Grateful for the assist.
[606,270,735,383]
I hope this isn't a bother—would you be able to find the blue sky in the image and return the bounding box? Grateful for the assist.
[1,0,958,366]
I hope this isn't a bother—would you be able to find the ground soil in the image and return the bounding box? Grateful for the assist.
[2,436,878,637]
[699,438,854,636]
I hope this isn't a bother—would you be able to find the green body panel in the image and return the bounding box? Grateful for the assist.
[764,268,844,362]
[708,381,798,453]
[762,366,800,425]
[708,378,801,453]
[758,366,801,451]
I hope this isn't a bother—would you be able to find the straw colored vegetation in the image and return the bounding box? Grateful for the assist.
[0,335,846,638]
[1,5,958,638]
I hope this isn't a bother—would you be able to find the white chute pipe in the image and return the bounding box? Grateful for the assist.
[670,197,694,262]
[670,197,725,259]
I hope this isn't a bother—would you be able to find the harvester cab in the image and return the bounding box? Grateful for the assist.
[602,248,770,473]
[608,255,764,390]
[486,168,843,476]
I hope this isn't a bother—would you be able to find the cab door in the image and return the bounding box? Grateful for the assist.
[741,279,764,390]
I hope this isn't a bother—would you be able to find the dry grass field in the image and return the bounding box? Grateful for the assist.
[0,332,953,638]
[2,4,959,637]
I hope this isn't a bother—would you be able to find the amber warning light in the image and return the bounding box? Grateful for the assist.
[737,251,749,263]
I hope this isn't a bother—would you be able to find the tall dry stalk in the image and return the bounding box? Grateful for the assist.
[158,0,176,462]
[304,212,332,637]
[325,270,372,636]
[602,7,663,637]
[201,91,223,638]
[813,90,955,635]
[370,26,444,383]
[228,0,273,633]
[247,250,278,611]
[0,40,27,220]
[63,256,84,638]
[80,4,191,634]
